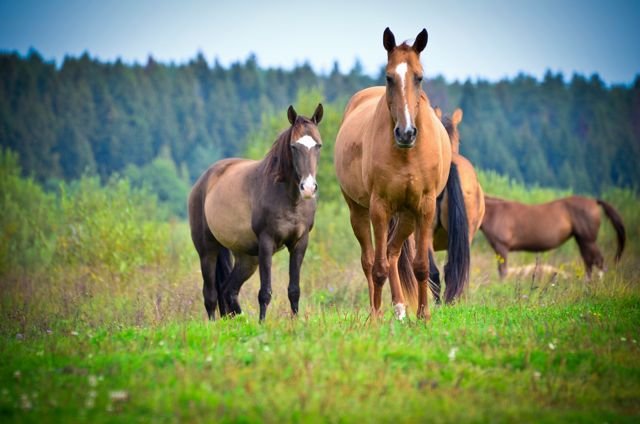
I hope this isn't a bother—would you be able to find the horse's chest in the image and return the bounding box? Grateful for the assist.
[255,202,315,247]
[382,172,427,207]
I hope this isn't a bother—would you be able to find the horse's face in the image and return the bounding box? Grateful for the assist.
[383,27,428,148]
[287,104,324,199]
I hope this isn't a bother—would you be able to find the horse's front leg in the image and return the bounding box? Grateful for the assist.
[287,232,309,316]
[369,194,392,315]
[258,235,276,322]
[414,197,437,321]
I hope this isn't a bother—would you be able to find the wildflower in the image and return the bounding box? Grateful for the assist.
[620,337,627,342]
[205,355,213,363]
[20,394,32,410]
[448,347,458,361]
[88,375,98,387]
[71,331,79,336]
[109,390,129,402]
[548,342,556,350]
[533,371,541,380]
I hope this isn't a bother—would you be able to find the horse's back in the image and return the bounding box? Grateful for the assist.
[202,158,261,253]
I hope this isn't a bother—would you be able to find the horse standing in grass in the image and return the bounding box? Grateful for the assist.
[412,107,485,303]
[481,195,626,279]
[334,27,469,321]
[189,104,324,321]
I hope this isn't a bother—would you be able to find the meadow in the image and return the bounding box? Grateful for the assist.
[1,147,639,423]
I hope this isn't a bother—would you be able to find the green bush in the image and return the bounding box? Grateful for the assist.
[0,149,57,275]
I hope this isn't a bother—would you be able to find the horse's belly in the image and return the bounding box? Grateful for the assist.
[512,230,571,252]
[204,186,258,253]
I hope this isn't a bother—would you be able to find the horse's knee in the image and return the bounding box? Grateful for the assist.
[258,288,272,306]
[361,254,374,274]
[372,259,389,286]
[413,261,429,283]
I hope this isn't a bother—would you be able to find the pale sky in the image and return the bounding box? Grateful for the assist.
[1,0,639,84]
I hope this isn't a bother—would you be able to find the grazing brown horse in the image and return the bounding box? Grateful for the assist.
[334,27,470,321]
[481,195,626,278]
[189,104,324,321]
[428,107,485,303]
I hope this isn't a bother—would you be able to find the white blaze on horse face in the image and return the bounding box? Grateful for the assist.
[394,62,412,132]
[300,174,317,199]
[295,135,317,150]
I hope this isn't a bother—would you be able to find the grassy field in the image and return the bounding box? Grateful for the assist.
[1,152,639,422]
[2,235,639,423]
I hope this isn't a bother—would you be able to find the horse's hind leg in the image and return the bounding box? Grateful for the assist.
[428,249,442,304]
[199,251,220,320]
[224,254,258,316]
[342,191,376,312]
[576,238,604,280]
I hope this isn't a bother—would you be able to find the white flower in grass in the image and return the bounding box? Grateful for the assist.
[71,331,79,336]
[620,337,627,342]
[109,390,129,402]
[88,375,98,387]
[548,342,556,350]
[533,371,541,380]
[205,355,213,363]
[448,347,458,361]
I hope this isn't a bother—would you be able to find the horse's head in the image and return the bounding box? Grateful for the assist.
[383,27,428,148]
[287,103,324,199]
[440,107,463,154]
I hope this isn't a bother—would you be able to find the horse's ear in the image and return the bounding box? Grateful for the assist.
[452,108,463,125]
[311,103,324,125]
[383,27,396,53]
[412,28,428,54]
[434,106,442,120]
[287,105,297,125]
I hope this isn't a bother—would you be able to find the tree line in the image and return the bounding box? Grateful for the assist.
[1,49,639,195]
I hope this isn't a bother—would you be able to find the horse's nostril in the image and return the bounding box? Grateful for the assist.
[411,127,417,138]
[394,127,401,139]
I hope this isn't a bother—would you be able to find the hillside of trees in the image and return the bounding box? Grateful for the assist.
[1,49,639,197]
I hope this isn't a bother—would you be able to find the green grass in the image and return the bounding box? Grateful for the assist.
[2,265,639,423]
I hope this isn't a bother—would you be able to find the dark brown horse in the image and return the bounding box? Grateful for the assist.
[334,27,469,321]
[481,195,626,278]
[188,104,324,321]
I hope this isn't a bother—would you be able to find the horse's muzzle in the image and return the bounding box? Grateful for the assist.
[300,175,317,199]
[394,126,417,148]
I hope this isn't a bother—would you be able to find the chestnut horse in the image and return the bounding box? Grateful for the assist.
[334,28,469,321]
[481,195,626,279]
[189,104,324,321]
[428,107,485,303]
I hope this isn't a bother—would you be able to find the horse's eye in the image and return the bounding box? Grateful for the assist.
[386,75,393,85]
[415,75,423,84]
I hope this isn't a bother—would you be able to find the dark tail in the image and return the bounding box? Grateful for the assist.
[215,247,233,314]
[388,217,419,311]
[597,199,626,262]
[443,163,470,303]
